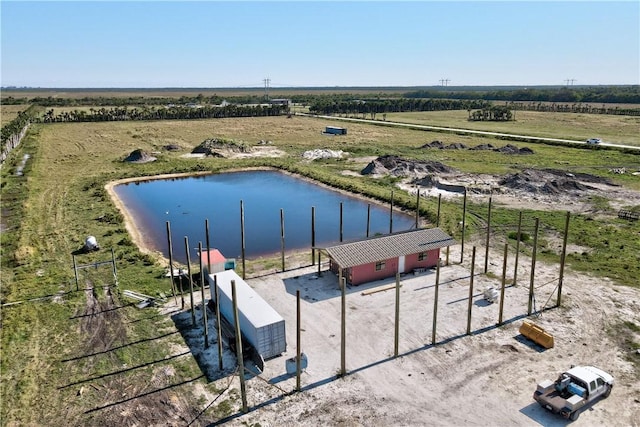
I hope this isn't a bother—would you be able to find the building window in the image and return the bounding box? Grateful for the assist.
[418,252,427,261]
[375,261,386,271]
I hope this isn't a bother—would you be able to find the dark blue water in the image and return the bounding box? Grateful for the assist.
[114,170,415,263]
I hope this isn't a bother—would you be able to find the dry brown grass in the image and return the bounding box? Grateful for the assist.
[0,104,29,127]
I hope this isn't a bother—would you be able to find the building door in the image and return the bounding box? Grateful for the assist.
[398,255,406,274]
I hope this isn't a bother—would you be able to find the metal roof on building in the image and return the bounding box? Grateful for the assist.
[324,228,455,268]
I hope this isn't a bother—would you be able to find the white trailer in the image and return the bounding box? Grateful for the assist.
[208,270,286,360]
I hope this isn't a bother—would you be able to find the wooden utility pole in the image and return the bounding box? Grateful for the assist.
[240,200,246,279]
[339,202,343,242]
[340,274,346,376]
[111,248,118,287]
[498,243,508,325]
[166,221,178,306]
[311,206,316,265]
[466,247,476,335]
[389,190,394,234]
[432,263,440,345]
[394,273,400,357]
[366,204,371,238]
[198,242,209,349]
[528,218,540,315]
[415,189,420,229]
[280,208,285,272]
[231,280,248,413]
[557,211,570,307]
[484,196,492,273]
[296,290,302,392]
[185,236,195,327]
[214,275,223,370]
[436,194,442,227]
[514,211,523,286]
[460,189,467,263]
[72,255,79,291]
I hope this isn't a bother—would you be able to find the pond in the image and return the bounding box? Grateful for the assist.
[113,170,416,264]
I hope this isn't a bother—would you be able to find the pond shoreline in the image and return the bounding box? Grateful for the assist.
[105,166,422,268]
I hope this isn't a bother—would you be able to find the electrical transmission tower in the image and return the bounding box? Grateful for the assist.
[564,78,576,87]
[263,78,271,101]
[439,78,450,87]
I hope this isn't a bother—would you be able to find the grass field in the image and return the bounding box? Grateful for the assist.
[0,104,30,127]
[383,110,640,146]
[1,113,639,425]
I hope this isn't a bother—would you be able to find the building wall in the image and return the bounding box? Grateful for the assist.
[404,249,440,272]
[349,257,399,285]
[341,249,441,286]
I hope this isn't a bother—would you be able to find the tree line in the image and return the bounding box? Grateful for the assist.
[404,85,640,104]
[38,104,285,123]
[308,98,491,116]
[1,106,39,163]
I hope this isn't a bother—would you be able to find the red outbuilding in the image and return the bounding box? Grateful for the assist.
[323,228,455,286]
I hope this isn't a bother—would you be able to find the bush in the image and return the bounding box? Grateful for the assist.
[508,231,530,242]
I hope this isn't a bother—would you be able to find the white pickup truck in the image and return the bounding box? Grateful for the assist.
[533,366,614,421]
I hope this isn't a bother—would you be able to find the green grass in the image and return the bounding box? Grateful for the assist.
[1,112,639,424]
[383,110,640,146]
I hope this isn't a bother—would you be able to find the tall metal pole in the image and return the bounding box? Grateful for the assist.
[240,200,246,279]
[185,236,195,327]
[431,263,440,345]
[557,211,570,307]
[296,290,302,392]
[166,221,178,306]
[394,272,400,357]
[484,196,492,273]
[460,189,467,263]
[311,206,316,265]
[436,194,442,227]
[498,243,508,325]
[198,242,209,348]
[528,218,540,315]
[280,208,285,272]
[466,247,476,335]
[231,280,248,413]
[514,211,523,286]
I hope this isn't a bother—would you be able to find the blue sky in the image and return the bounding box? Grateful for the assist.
[1,1,638,88]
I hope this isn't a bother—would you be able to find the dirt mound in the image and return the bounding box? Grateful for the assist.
[411,175,437,187]
[192,138,250,156]
[541,168,616,185]
[361,155,454,176]
[420,141,467,150]
[494,144,534,155]
[421,140,444,149]
[163,144,181,151]
[499,169,595,194]
[471,143,495,150]
[123,149,156,163]
[444,142,467,150]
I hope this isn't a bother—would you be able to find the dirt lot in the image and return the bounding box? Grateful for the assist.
[161,240,639,426]
[111,150,639,425]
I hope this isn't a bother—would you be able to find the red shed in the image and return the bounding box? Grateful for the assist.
[324,228,455,286]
